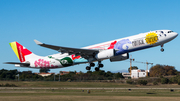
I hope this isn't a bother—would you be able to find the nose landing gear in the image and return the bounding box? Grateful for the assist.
[161,48,164,52]
[161,44,164,52]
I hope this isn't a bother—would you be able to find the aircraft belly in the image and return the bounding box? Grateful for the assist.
[115,45,152,55]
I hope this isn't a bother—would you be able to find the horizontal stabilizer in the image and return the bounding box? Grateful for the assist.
[4,62,30,67]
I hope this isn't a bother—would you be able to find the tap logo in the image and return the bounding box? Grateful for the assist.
[61,60,68,64]
[59,57,73,67]
[145,32,158,45]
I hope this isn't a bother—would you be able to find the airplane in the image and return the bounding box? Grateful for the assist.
[5,30,178,71]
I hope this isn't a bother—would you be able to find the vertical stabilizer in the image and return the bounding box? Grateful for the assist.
[9,42,32,62]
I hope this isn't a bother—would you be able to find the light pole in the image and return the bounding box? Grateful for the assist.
[54,73,55,81]
[59,71,61,81]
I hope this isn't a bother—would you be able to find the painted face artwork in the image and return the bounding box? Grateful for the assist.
[114,39,132,54]
[145,32,159,45]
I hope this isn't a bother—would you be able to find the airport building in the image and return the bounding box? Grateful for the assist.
[131,69,149,79]
[122,69,149,79]
[122,72,131,79]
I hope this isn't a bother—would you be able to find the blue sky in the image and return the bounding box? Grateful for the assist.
[1,0,180,73]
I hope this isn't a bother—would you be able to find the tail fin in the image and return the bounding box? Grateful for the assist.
[9,42,32,62]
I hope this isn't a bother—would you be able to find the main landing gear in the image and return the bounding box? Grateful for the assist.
[95,61,103,71]
[86,63,95,70]
[86,61,104,71]
[161,44,164,52]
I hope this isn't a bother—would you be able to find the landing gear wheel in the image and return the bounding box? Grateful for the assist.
[95,67,100,71]
[161,48,164,52]
[98,64,104,68]
[90,63,95,67]
[86,66,91,70]
[160,44,164,52]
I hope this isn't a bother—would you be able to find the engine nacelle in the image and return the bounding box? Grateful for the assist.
[95,49,115,60]
[110,53,129,62]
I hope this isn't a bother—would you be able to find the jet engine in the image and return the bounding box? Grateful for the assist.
[110,53,129,62]
[95,49,115,60]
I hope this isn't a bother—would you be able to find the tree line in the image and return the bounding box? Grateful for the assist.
[0,69,124,81]
[149,64,177,77]
[0,64,179,82]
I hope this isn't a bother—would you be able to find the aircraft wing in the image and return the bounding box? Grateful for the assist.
[34,40,99,58]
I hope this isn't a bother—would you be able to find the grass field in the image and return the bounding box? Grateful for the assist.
[0,81,137,87]
[0,81,180,101]
[1,81,180,88]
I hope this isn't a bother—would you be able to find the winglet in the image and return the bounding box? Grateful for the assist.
[34,39,43,45]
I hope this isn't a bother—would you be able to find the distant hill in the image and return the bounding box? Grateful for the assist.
[111,69,128,73]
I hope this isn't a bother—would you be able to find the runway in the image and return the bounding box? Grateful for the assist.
[0,87,180,90]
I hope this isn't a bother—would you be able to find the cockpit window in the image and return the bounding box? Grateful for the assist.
[168,31,173,33]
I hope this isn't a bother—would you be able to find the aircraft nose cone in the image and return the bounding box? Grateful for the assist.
[173,32,178,38]
[172,32,178,39]
[175,32,178,37]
